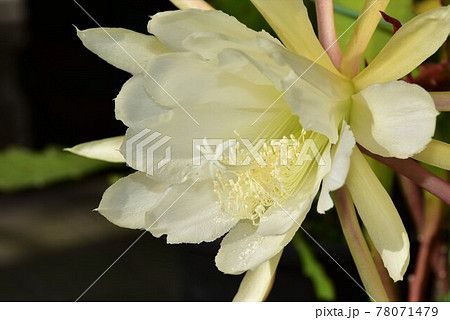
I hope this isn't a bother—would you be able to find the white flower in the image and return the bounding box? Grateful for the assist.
[70,1,450,299]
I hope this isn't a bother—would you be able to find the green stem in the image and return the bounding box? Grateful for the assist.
[333,186,389,302]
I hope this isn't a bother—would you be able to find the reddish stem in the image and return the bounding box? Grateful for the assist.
[315,0,342,69]
[398,175,425,233]
[408,196,444,301]
[359,146,450,206]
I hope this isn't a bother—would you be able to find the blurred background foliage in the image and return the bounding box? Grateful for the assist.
[0,0,447,301]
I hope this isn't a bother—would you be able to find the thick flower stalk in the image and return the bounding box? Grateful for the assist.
[69,0,450,301]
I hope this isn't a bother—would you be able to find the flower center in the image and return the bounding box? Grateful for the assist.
[214,127,328,224]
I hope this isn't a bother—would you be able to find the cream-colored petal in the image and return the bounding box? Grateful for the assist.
[283,76,350,143]
[340,0,390,77]
[65,136,125,163]
[215,220,297,274]
[346,148,410,281]
[249,0,339,74]
[121,103,286,183]
[144,52,280,109]
[317,122,355,213]
[148,9,277,51]
[232,251,282,302]
[98,172,237,243]
[77,28,170,75]
[169,0,213,10]
[148,179,238,244]
[97,171,169,229]
[115,75,170,127]
[353,6,450,91]
[413,139,450,170]
[256,195,311,237]
[350,81,438,158]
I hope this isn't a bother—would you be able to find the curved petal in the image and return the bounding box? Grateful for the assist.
[98,172,238,243]
[148,9,278,51]
[346,148,410,281]
[97,171,169,229]
[148,179,238,244]
[232,251,282,302]
[215,220,297,274]
[413,139,450,171]
[283,76,350,143]
[350,81,438,159]
[65,136,125,163]
[249,0,339,75]
[169,0,213,10]
[77,28,170,75]
[115,75,171,127]
[317,122,355,213]
[340,0,390,76]
[353,6,450,91]
[144,52,281,110]
[120,103,288,183]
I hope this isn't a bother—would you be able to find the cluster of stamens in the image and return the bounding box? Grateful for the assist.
[214,131,323,224]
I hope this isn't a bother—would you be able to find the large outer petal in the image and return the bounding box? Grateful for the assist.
[353,6,450,91]
[232,251,282,302]
[148,9,276,50]
[115,75,171,127]
[280,50,353,143]
[77,28,170,75]
[317,122,355,213]
[143,52,281,110]
[97,172,237,243]
[148,9,291,86]
[121,103,290,183]
[66,136,125,163]
[215,220,297,274]
[350,81,438,159]
[346,148,409,281]
[249,0,339,75]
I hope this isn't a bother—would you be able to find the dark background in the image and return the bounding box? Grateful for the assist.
[0,0,400,301]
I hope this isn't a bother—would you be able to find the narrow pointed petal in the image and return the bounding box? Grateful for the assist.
[233,251,282,302]
[169,0,213,10]
[340,0,390,76]
[77,28,169,74]
[66,136,125,163]
[353,6,450,91]
[350,81,438,159]
[430,92,450,112]
[413,139,450,171]
[249,0,339,74]
[216,221,297,274]
[318,122,355,213]
[346,148,410,281]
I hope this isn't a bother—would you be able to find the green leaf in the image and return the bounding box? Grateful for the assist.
[0,146,118,192]
[333,0,415,63]
[293,233,336,301]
